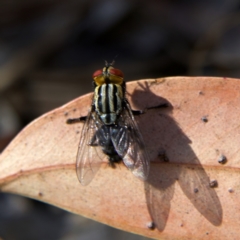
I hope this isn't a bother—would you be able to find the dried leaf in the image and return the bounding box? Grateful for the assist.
[0,77,239,239]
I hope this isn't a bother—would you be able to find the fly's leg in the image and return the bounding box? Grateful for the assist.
[66,105,95,124]
[66,116,87,124]
[131,103,168,116]
[88,134,98,147]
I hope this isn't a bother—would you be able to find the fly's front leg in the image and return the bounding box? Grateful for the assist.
[66,116,87,124]
[131,103,168,116]
[66,105,94,124]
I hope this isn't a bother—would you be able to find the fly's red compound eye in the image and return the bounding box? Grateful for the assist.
[92,69,103,79]
[107,66,124,84]
[108,67,124,78]
[92,69,105,85]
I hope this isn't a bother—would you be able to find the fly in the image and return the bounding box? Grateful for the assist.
[67,62,151,185]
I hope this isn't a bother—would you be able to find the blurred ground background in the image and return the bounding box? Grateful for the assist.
[1,0,240,239]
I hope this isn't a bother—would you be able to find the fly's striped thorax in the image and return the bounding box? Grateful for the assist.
[94,83,123,125]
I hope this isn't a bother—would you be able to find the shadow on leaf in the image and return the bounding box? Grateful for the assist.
[130,81,222,231]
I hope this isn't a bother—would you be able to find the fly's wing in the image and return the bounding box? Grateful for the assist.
[111,100,150,181]
[76,109,105,185]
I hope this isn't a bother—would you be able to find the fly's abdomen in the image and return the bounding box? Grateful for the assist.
[94,83,123,125]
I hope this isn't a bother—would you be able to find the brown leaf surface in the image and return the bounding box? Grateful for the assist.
[0,76,240,239]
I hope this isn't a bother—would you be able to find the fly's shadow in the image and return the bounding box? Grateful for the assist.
[130,81,222,231]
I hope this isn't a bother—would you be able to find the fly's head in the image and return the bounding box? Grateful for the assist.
[92,64,124,86]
